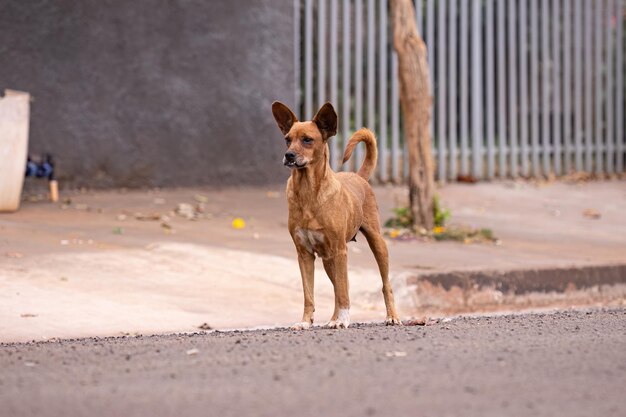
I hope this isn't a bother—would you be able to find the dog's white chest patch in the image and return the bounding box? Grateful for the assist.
[295,228,325,254]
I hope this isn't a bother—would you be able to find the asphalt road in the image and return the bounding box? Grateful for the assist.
[1,308,625,417]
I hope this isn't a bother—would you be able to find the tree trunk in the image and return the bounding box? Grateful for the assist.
[390,0,435,231]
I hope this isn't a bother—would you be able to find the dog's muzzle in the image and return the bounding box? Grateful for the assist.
[283,152,307,169]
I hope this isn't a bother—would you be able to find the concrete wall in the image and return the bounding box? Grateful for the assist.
[0,0,294,188]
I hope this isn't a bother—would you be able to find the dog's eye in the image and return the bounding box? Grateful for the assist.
[302,137,313,144]
[285,138,292,146]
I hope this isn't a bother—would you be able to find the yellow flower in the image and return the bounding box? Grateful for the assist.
[433,226,446,234]
[231,217,246,229]
[389,229,401,238]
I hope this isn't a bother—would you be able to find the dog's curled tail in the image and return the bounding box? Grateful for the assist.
[342,128,378,180]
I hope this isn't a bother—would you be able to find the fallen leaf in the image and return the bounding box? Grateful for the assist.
[562,171,593,184]
[198,323,212,330]
[457,174,478,183]
[20,313,38,318]
[582,209,601,219]
[24,361,37,367]
[161,222,174,235]
[186,348,199,356]
[134,212,161,221]
[194,194,209,203]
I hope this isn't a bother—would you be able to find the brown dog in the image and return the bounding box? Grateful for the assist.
[271,101,401,329]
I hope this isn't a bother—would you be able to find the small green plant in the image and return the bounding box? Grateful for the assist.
[433,195,451,227]
[385,195,450,230]
[478,228,494,240]
[433,225,497,243]
[384,195,498,244]
[384,206,413,228]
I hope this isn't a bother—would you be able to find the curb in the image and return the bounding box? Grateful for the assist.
[396,263,626,314]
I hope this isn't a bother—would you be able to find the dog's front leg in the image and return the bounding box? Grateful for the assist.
[322,250,350,329]
[292,250,315,330]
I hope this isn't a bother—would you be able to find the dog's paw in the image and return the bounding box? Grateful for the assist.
[291,321,312,330]
[325,309,350,329]
[325,320,349,329]
[385,316,403,326]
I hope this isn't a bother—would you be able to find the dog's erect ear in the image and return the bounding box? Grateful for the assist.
[312,102,338,139]
[272,101,298,135]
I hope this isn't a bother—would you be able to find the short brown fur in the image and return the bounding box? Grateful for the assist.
[271,101,401,329]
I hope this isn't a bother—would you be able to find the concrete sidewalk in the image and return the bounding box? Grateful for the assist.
[1,180,625,342]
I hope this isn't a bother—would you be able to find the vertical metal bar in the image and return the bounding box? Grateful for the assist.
[409,0,423,182]
[471,0,482,178]
[509,0,519,176]
[437,0,447,181]
[367,0,376,157]
[541,0,551,175]
[318,0,327,109]
[616,0,625,173]
[415,0,423,35]
[391,52,400,182]
[427,0,435,175]
[595,0,604,174]
[304,0,313,119]
[573,0,583,171]
[498,0,507,177]
[355,0,364,170]
[605,0,615,173]
[485,0,496,179]
[448,0,458,180]
[294,0,301,111]
[460,0,469,175]
[330,0,339,171]
[341,0,351,172]
[426,0,435,69]
[552,0,562,175]
[562,0,572,173]
[379,0,388,182]
[519,0,529,176]
[530,0,540,176]
[584,0,593,172]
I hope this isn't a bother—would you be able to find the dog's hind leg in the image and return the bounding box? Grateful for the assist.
[292,250,315,330]
[361,222,402,326]
[322,250,351,329]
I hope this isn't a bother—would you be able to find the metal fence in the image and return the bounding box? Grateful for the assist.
[294,0,625,182]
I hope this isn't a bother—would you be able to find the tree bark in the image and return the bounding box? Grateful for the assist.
[390,0,435,231]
